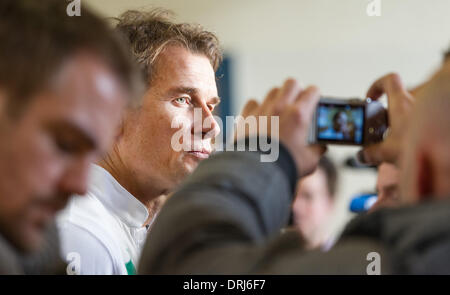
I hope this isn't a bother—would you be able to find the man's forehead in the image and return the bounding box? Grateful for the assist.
[153,46,216,85]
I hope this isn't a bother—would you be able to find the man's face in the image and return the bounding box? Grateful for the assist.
[333,112,347,132]
[292,168,333,245]
[118,46,220,193]
[0,54,126,252]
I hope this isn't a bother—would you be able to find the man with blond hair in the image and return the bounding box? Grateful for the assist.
[58,9,223,275]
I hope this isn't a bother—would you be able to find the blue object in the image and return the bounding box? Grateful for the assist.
[350,193,378,213]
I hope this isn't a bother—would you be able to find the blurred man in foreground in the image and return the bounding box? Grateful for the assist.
[139,57,450,273]
[0,0,140,274]
[58,9,222,274]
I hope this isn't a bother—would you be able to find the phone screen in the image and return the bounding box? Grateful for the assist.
[316,103,365,144]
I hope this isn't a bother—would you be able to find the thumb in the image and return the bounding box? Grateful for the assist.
[357,143,385,166]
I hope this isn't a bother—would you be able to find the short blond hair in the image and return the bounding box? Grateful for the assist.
[115,9,222,85]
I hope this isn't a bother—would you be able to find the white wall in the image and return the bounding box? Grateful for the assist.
[84,0,450,236]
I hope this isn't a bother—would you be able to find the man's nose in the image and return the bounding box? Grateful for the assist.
[58,157,91,196]
[192,104,220,140]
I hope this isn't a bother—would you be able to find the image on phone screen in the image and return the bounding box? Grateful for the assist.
[316,103,364,144]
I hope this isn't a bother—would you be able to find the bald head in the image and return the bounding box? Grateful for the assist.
[400,62,450,203]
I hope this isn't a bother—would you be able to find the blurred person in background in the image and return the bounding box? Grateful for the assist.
[0,0,140,274]
[292,156,337,249]
[57,9,222,275]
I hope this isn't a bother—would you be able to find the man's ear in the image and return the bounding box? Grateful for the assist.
[115,109,134,141]
[115,116,125,141]
[416,150,434,200]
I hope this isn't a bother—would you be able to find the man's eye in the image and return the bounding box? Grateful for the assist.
[175,97,190,105]
[54,136,78,155]
[55,140,75,154]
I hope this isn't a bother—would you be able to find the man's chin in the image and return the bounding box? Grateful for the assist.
[181,154,203,169]
[183,160,200,174]
[167,162,198,189]
[167,154,207,189]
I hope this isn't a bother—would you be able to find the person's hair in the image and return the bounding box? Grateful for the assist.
[114,8,222,85]
[318,156,338,197]
[0,0,143,117]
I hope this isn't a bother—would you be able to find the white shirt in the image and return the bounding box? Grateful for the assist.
[57,165,150,275]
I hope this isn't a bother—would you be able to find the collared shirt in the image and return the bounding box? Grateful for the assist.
[57,164,150,275]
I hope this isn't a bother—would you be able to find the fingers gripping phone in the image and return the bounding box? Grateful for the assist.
[308,97,388,146]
